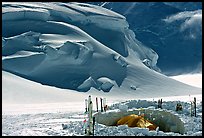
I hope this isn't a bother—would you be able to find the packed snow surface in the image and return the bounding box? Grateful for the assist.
[2,93,202,136]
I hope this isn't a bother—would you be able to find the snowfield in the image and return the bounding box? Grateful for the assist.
[2,71,202,136]
[2,2,202,136]
[2,95,202,136]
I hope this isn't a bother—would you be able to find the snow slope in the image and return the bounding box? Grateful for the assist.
[2,2,201,100]
[2,70,202,135]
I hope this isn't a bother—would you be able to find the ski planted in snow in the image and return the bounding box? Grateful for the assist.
[85,99,88,113]
[87,95,93,136]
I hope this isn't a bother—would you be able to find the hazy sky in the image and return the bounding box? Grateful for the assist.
[170,74,202,88]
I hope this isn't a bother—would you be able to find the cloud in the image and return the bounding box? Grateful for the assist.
[163,10,202,39]
[180,12,202,31]
[163,10,201,23]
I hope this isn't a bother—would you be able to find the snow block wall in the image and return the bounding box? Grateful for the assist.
[94,108,185,134]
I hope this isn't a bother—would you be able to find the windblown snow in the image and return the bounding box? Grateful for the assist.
[2,2,202,136]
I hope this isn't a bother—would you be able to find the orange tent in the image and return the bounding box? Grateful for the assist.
[116,114,157,131]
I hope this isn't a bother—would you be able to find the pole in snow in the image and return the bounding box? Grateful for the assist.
[88,95,91,108]
[100,98,103,112]
[96,97,98,112]
[194,97,196,117]
[85,99,88,113]
[87,95,93,136]
[88,101,93,135]
[161,99,162,109]
[103,98,106,112]
[158,99,162,109]
[93,116,95,136]
[84,99,88,134]
[189,96,196,117]
[190,100,193,117]
[189,95,192,116]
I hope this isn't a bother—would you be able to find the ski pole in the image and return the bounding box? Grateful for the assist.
[103,98,106,112]
[158,99,160,108]
[189,95,193,116]
[194,97,196,117]
[96,97,98,112]
[190,101,192,116]
[100,98,103,112]
[93,116,95,136]
[161,99,162,109]
[85,99,88,113]
[88,96,93,136]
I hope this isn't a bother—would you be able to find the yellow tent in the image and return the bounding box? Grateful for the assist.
[116,114,157,131]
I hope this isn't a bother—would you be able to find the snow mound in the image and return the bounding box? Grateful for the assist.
[119,104,128,111]
[77,76,97,92]
[77,77,115,92]
[97,77,115,92]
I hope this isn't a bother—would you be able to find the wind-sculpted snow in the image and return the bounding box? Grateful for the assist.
[2,2,130,91]
[2,31,42,56]
[77,77,116,92]
[2,2,202,95]
[2,7,50,21]
[2,2,158,63]
[2,29,126,90]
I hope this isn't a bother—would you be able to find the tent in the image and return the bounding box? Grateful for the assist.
[116,114,157,131]
[94,108,185,134]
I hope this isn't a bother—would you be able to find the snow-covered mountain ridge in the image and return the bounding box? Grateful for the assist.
[92,2,202,75]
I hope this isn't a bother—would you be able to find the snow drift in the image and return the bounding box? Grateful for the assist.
[2,2,201,97]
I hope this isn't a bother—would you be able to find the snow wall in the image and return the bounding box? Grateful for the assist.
[94,108,185,134]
